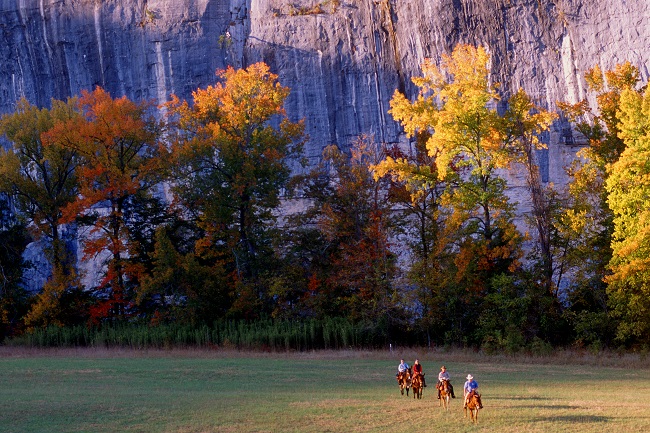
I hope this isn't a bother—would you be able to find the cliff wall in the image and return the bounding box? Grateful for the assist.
[2,0,649,287]
[3,1,649,160]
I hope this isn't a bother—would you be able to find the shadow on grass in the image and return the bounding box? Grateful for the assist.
[510,404,578,410]
[487,395,550,401]
[532,415,611,423]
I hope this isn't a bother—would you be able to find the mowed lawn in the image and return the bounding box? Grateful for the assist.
[1,349,649,433]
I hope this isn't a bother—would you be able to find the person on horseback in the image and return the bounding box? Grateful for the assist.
[396,359,409,377]
[437,365,455,398]
[412,359,426,387]
[463,374,483,408]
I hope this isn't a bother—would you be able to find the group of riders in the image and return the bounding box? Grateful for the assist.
[396,359,483,409]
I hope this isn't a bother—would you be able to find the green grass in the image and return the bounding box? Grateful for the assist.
[1,348,649,432]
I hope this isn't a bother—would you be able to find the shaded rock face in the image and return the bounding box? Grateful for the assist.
[2,0,648,288]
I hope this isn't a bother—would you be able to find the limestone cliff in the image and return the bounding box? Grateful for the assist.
[3,0,649,163]
[2,0,649,287]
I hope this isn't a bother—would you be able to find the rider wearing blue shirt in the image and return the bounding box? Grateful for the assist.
[396,359,410,377]
[463,374,481,408]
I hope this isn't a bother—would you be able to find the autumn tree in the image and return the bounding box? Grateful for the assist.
[604,87,650,344]
[167,62,305,319]
[0,97,82,328]
[502,90,559,293]
[372,131,451,343]
[44,87,166,321]
[291,136,399,326]
[389,46,523,318]
[558,62,641,347]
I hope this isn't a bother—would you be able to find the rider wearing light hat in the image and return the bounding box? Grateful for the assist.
[463,374,479,408]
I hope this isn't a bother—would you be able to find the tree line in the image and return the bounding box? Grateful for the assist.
[1,46,648,352]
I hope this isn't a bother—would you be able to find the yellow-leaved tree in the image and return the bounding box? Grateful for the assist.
[374,44,560,346]
[605,87,650,343]
[558,62,641,347]
[385,45,522,292]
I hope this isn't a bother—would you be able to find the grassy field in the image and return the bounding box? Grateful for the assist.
[1,348,649,432]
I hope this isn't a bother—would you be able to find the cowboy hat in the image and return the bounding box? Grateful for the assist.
[466,374,473,380]
[440,365,446,370]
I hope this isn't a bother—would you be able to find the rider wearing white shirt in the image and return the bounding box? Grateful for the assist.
[437,365,456,399]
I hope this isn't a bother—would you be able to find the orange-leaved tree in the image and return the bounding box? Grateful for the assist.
[167,62,305,319]
[43,87,166,322]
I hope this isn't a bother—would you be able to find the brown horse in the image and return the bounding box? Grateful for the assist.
[397,368,411,396]
[411,373,423,399]
[437,379,452,410]
[464,391,483,423]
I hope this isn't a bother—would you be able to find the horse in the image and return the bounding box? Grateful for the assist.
[464,391,483,424]
[397,368,411,396]
[411,373,423,399]
[437,379,452,410]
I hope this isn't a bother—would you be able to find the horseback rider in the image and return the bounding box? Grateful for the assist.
[396,359,410,378]
[463,374,482,408]
[412,359,426,387]
[437,365,455,399]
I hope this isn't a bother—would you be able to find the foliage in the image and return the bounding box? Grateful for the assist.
[558,62,643,346]
[43,87,166,321]
[604,87,650,344]
[3,52,650,351]
[290,136,401,326]
[382,44,534,344]
[371,131,451,343]
[0,197,31,341]
[166,62,306,323]
[0,98,81,244]
[0,97,84,328]
[502,89,561,293]
[167,62,305,294]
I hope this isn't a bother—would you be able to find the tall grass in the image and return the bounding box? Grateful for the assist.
[5,317,393,350]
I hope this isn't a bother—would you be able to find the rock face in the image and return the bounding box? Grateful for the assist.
[3,0,649,160]
[1,0,649,287]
